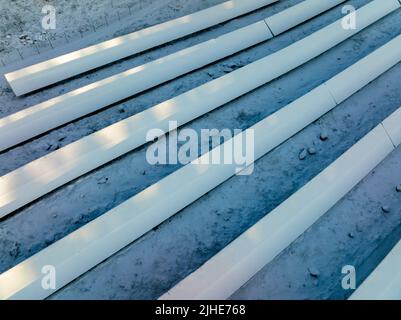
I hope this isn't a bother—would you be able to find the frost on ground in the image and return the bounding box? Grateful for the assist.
[0,0,223,62]
[0,0,400,299]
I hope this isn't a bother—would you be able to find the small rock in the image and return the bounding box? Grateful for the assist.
[6,34,11,39]
[348,232,355,239]
[308,266,320,278]
[320,130,329,141]
[97,177,108,184]
[396,184,401,192]
[224,63,234,69]
[141,170,146,175]
[299,149,307,160]
[222,65,235,73]
[118,106,125,113]
[308,147,317,155]
[222,68,232,73]
[46,143,60,152]
[9,243,20,257]
[382,206,391,213]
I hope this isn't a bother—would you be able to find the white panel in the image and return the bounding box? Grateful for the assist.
[5,0,278,96]
[160,125,395,300]
[326,33,401,104]
[265,0,346,35]
[382,106,401,147]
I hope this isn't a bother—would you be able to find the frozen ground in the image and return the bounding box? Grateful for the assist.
[0,0,400,299]
[0,0,223,62]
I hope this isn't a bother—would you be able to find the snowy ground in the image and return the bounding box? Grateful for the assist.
[0,0,223,63]
[0,0,400,299]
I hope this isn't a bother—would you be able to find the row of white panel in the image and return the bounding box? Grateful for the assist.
[160,106,401,300]
[1,27,401,300]
[4,0,279,96]
[0,0,347,152]
[0,0,396,221]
